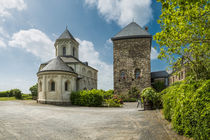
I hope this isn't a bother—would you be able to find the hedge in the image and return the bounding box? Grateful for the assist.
[70,89,122,107]
[162,80,210,140]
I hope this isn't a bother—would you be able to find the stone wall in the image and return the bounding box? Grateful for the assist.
[113,38,151,94]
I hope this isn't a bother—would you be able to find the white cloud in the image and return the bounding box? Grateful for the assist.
[0,38,6,48]
[76,38,113,90]
[0,0,26,17]
[151,47,159,60]
[9,29,54,61]
[85,0,153,27]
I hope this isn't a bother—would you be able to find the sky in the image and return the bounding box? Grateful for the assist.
[0,0,168,93]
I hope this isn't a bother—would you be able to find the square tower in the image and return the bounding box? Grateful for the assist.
[111,22,152,94]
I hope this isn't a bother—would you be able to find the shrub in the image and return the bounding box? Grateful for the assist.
[152,80,166,92]
[105,99,121,107]
[11,89,22,99]
[162,80,210,139]
[70,89,122,107]
[70,89,104,106]
[29,83,38,99]
[141,87,160,108]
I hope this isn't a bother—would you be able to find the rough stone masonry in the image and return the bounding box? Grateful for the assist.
[112,22,152,94]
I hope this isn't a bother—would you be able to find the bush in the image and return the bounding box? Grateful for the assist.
[141,87,160,108]
[162,80,210,139]
[70,89,122,107]
[70,89,104,106]
[105,99,121,107]
[29,83,38,99]
[152,80,166,92]
[11,89,22,99]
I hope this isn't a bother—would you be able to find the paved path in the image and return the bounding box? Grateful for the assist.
[0,101,188,140]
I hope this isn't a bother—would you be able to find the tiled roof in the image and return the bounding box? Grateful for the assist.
[112,22,152,40]
[38,56,74,73]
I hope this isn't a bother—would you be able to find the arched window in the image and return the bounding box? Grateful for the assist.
[73,47,75,57]
[39,82,42,92]
[135,69,140,79]
[120,71,126,79]
[65,81,69,91]
[50,81,55,91]
[63,46,66,56]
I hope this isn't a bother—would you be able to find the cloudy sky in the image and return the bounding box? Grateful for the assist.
[0,0,168,93]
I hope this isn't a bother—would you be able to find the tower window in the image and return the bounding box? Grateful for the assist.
[120,71,126,79]
[73,47,75,57]
[135,69,140,79]
[63,46,66,56]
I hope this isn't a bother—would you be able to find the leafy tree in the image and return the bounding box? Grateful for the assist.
[29,83,38,99]
[11,89,22,99]
[154,0,210,80]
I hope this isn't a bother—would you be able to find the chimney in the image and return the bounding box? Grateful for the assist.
[145,26,148,31]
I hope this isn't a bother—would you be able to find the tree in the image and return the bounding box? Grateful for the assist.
[11,89,22,99]
[29,83,38,99]
[154,0,210,80]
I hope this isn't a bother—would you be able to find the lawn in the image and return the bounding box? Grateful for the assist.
[0,94,33,101]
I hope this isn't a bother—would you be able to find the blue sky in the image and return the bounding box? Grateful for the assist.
[0,0,168,93]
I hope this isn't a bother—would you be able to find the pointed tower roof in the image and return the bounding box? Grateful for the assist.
[111,22,152,40]
[58,27,74,39]
[56,27,78,43]
[38,56,75,73]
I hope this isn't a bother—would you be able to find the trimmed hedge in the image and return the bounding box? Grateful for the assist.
[162,80,210,140]
[70,89,122,107]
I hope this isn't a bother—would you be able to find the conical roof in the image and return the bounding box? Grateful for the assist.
[38,56,74,73]
[58,28,74,39]
[112,22,152,40]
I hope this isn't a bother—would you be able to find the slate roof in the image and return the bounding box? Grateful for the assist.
[112,22,152,40]
[57,28,77,42]
[38,56,75,73]
[151,71,169,79]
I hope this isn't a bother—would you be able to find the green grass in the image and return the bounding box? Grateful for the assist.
[0,97,16,101]
[0,94,33,101]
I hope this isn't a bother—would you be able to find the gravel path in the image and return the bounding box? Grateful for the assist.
[0,101,188,140]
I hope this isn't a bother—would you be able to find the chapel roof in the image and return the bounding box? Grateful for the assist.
[111,22,152,40]
[38,56,75,73]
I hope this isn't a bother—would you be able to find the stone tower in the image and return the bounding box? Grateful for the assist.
[111,22,152,94]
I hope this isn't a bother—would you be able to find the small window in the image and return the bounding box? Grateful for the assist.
[135,69,140,79]
[120,71,126,79]
[50,81,55,91]
[65,81,68,91]
[63,46,66,56]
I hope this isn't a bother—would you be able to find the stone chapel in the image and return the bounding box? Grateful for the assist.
[111,22,152,94]
[37,28,98,105]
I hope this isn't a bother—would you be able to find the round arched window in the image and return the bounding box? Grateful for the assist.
[120,71,126,79]
[135,69,140,79]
